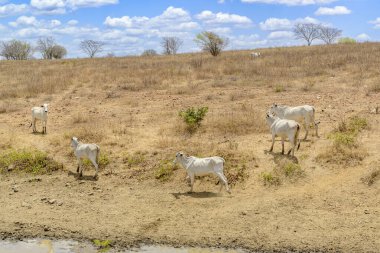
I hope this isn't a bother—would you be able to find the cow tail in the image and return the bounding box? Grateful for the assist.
[296,124,301,150]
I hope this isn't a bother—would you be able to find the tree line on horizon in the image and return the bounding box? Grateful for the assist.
[0,23,359,60]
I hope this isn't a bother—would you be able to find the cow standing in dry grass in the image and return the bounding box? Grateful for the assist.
[266,113,301,157]
[30,103,49,134]
[269,104,319,140]
[174,152,231,194]
[71,137,100,179]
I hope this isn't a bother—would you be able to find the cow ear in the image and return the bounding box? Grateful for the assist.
[180,153,183,157]
[40,105,44,107]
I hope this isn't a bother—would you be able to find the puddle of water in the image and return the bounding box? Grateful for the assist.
[0,240,247,253]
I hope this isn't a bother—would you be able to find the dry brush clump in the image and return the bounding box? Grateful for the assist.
[317,116,369,166]
[261,157,304,186]
[361,168,380,186]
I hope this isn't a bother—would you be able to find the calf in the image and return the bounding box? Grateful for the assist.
[30,103,49,134]
[71,137,100,179]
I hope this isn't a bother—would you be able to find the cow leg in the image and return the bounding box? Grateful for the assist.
[287,134,295,156]
[77,159,83,178]
[303,122,309,140]
[90,156,99,180]
[217,172,231,194]
[186,174,191,186]
[189,173,195,193]
[314,121,320,138]
[281,137,285,154]
[32,118,36,132]
[269,134,275,152]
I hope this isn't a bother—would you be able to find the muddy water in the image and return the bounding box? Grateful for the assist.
[0,239,247,253]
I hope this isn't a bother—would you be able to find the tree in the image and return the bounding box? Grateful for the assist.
[0,40,33,60]
[79,40,105,58]
[141,49,158,56]
[293,23,320,46]
[318,26,342,45]
[161,37,183,55]
[194,31,229,56]
[51,45,67,59]
[36,37,67,59]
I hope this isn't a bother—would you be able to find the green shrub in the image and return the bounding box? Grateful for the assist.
[179,106,208,133]
[0,149,63,174]
[93,240,112,252]
[282,162,302,177]
[338,37,357,44]
[155,161,178,181]
[274,84,285,93]
[261,172,280,186]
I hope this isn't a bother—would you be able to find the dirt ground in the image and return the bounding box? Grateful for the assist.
[0,47,380,252]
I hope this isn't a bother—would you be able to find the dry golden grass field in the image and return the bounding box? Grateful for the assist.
[0,43,379,252]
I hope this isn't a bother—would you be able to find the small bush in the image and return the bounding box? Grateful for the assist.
[155,161,179,181]
[261,172,280,186]
[282,162,303,177]
[123,152,146,168]
[338,37,357,44]
[226,164,249,185]
[93,239,112,252]
[274,84,285,93]
[0,149,63,174]
[179,106,208,133]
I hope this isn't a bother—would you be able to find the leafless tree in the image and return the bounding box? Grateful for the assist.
[80,40,105,58]
[194,31,229,56]
[36,37,67,59]
[0,40,33,60]
[318,26,342,45]
[293,23,320,46]
[161,37,183,55]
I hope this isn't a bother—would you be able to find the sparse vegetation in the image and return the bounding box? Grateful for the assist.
[155,160,179,181]
[93,239,112,252]
[261,172,281,186]
[123,151,146,168]
[179,106,208,133]
[318,116,368,166]
[195,31,229,56]
[338,37,357,44]
[361,169,380,186]
[0,149,63,174]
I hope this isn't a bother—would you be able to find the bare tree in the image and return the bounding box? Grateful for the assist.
[161,37,183,55]
[194,31,229,56]
[318,26,342,45]
[0,40,33,60]
[293,23,320,46]
[36,37,67,59]
[80,40,105,58]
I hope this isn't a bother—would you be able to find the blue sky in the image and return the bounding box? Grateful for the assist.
[0,0,379,57]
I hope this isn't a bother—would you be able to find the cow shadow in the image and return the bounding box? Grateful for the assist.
[264,150,299,164]
[67,171,98,181]
[171,191,220,199]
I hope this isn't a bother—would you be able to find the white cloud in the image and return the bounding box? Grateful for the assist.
[0,3,28,17]
[369,18,380,29]
[9,16,39,27]
[260,18,292,30]
[67,19,78,25]
[196,10,252,25]
[260,16,321,31]
[356,33,370,41]
[241,0,337,6]
[268,31,293,39]
[315,6,351,16]
[29,0,118,13]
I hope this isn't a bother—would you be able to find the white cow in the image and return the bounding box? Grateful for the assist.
[30,103,49,134]
[173,152,231,194]
[71,137,100,179]
[266,113,301,157]
[269,104,319,140]
[251,52,261,58]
